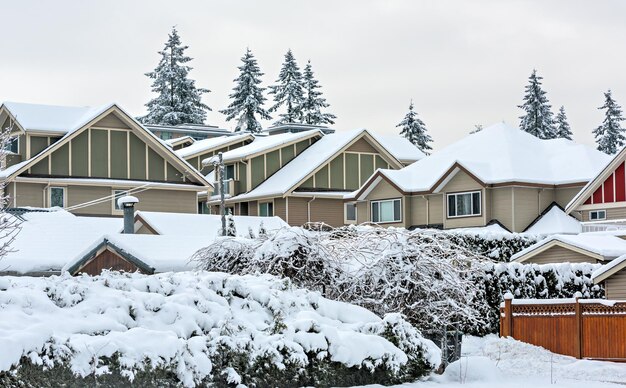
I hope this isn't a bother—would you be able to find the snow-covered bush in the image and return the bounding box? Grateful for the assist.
[194,225,490,334]
[469,262,605,335]
[0,271,439,387]
[446,229,540,262]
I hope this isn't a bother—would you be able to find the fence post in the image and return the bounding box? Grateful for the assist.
[503,292,513,338]
[574,292,582,359]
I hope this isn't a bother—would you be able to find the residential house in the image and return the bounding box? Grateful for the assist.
[163,135,195,150]
[208,128,424,227]
[145,123,232,141]
[592,255,626,299]
[174,133,255,174]
[512,234,626,264]
[345,123,610,232]
[0,102,211,216]
[566,145,626,227]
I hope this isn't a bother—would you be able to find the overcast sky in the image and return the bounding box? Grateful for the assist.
[1,0,625,150]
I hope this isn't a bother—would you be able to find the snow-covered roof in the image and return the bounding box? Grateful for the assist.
[2,101,112,134]
[0,209,123,274]
[204,130,323,165]
[374,134,425,163]
[135,211,287,237]
[366,123,611,194]
[63,233,210,273]
[175,133,253,159]
[525,206,582,235]
[592,253,626,282]
[224,129,422,201]
[163,135,194,147]
[512,233,626,262]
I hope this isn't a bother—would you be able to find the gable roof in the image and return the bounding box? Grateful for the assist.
[565,146,626,213]
[175,133,254,159]
[375,134,425,164]
[351,123,611,197]
[524,203,582,235]
[164,135,195,148]
[0,102,212,187]
[512,233,626,263]
[592,253,626,283]
[203,130,324,165]
[224,129,420,201]
[134,211,288,236]
[1,101,110,134]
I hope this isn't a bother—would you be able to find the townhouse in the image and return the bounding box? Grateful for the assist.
[206,128,424,227]
[0,102,211,216]
[345,123,611,232]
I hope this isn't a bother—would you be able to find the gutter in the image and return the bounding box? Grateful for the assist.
[307,196,317,223]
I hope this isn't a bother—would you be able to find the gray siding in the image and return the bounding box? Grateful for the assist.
[522,245,598,265]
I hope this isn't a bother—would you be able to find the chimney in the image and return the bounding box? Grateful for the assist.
[118,195,139,234]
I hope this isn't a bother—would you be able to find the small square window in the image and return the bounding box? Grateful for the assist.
[371,199,401,223]
[447,191,481,218]
[259,202,274,217]
[49,187,65,208]
[5,137,18,154]
[113,190,127,211]
[589,210,606,221]
[345,203,357,222]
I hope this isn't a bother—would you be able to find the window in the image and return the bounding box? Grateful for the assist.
[371,199,401,223]
[259,202,274,217]
[447,191,481,218]
[589,210,606,221]
[4,137,18,154]
[198,202,208,214]
[225,164,236,180]
[240,202,249,216]
[113,190,127,211]
[161,131,173,140]
[49,187,65,208]
[345,203,357,222]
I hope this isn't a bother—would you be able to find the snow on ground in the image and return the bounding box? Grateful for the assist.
[357,335,626,388]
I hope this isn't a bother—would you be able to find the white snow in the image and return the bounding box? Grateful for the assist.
[203,129,323,165]
[174,133,253,158]
[512,233,626,262]
[135,211,287,237]
[227,128,424,201]
[364,123,611,195]
[2,101,112,133]
[117,195,139,207]
[0,209,122,274]
[591,253,626,281]
[0,271,438,386]
[525,206,582,235]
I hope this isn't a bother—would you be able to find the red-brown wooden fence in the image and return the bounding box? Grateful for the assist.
[500,296,626,361]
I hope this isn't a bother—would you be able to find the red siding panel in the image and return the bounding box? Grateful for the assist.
[604,174,615,203]
[592,187,603,204]
[584,197,592,205]
[617,163,626,202]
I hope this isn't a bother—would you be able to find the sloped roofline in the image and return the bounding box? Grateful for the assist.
[2,103,212,188]
[178,133,255,159]
[65,237,155,275]
[512,238,605,263]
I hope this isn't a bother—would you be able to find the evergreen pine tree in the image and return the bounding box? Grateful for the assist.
[555,106,573,140]
[593,90,626,154]
[268,49,304,124]
[141,27,210,125]
[301,60,336,125]
[396,100,433,154]
[220,48,271,133]
[518,69,556,139]
[224,209,236,237]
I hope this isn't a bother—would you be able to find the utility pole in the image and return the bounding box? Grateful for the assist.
[218,152,226,236]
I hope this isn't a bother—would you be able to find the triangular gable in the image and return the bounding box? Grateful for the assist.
[566,147,626,213]
[4,104,211,187]
[513,239,604,263]
[0,104,25,134]
[66,238,154,275]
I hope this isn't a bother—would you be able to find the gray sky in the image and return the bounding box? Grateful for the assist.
[1,0,625,150]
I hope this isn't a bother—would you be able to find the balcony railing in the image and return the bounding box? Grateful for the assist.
[581,219,626,233]
[212,179,235,197]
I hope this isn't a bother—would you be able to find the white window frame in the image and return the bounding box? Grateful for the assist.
[48,186,66,208]
[5,136,19,154]
[112,189,128,214]
[370,198,402,223]
[345,202,358,224]
[258,201,274,217]
[589,210,607,221]
[447,191,482,218]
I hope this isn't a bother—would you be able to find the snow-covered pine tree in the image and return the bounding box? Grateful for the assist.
[470,124,483,134]
[593,89,626,154]
[555,106,573,140]
[268,49,305,124]
[220,48,271,133]
[225,209,236,237]
[141,27,210,126]
[301,60,336,125]
[396,100,433,154]
[518,69,556,139]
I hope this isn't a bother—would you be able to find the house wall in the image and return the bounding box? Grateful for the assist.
[13,182,46,208]
[578,206,626,222]
[287,197,309,226]
[441,170,485,229]
[520,245,599,265]
[555,186,582,208]
[605,268,626,299]
[247,139,315,192]
[408,194,444,227]
[309,198,344,227]
[362,179,406,228]
[274,197,287,220]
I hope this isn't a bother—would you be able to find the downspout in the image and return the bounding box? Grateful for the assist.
[307,196,317,223]
[285,196,289,224]
[422,195,429,226]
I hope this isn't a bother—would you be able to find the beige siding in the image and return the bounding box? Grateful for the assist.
[346,137,378,153]
[135,189,197,214]
[442,170,482,193]
[93,112,130,129]
[410,196,428,226]
[136,224,156,235]
[538,188,555,214]
[274,197,287,220]
[490,187,513,231]
[555,186,583,208]
[67,186,111,215]
[428,194,444,225]
[248,201,258,216]
[442,170,485,229]
[522,245,598,265]
[579,206,626,222]
[356,201,368,224]
[513,187,540,232]
[605,269,626,299]
[14,182,45,208]
[287,197,308,226]
[309,198,344,227]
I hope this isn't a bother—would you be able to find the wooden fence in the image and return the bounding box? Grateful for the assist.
[500,296,626,361]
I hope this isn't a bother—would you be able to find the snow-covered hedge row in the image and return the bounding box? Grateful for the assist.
[469,262,605,335]
[0,271,440,387]
[445,229,541,262]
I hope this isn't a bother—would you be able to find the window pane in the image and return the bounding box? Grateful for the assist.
[380,201,394,222]
[346,203,356,221]
[472,192,481,215]
[259,203,267,217]
[372,202,379,222]
[456,193,471,216]
[448,195,456,217]
[268,202,274,216]
[225,165,235,180]
[393,199,401,221]
[50,188,64,208]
